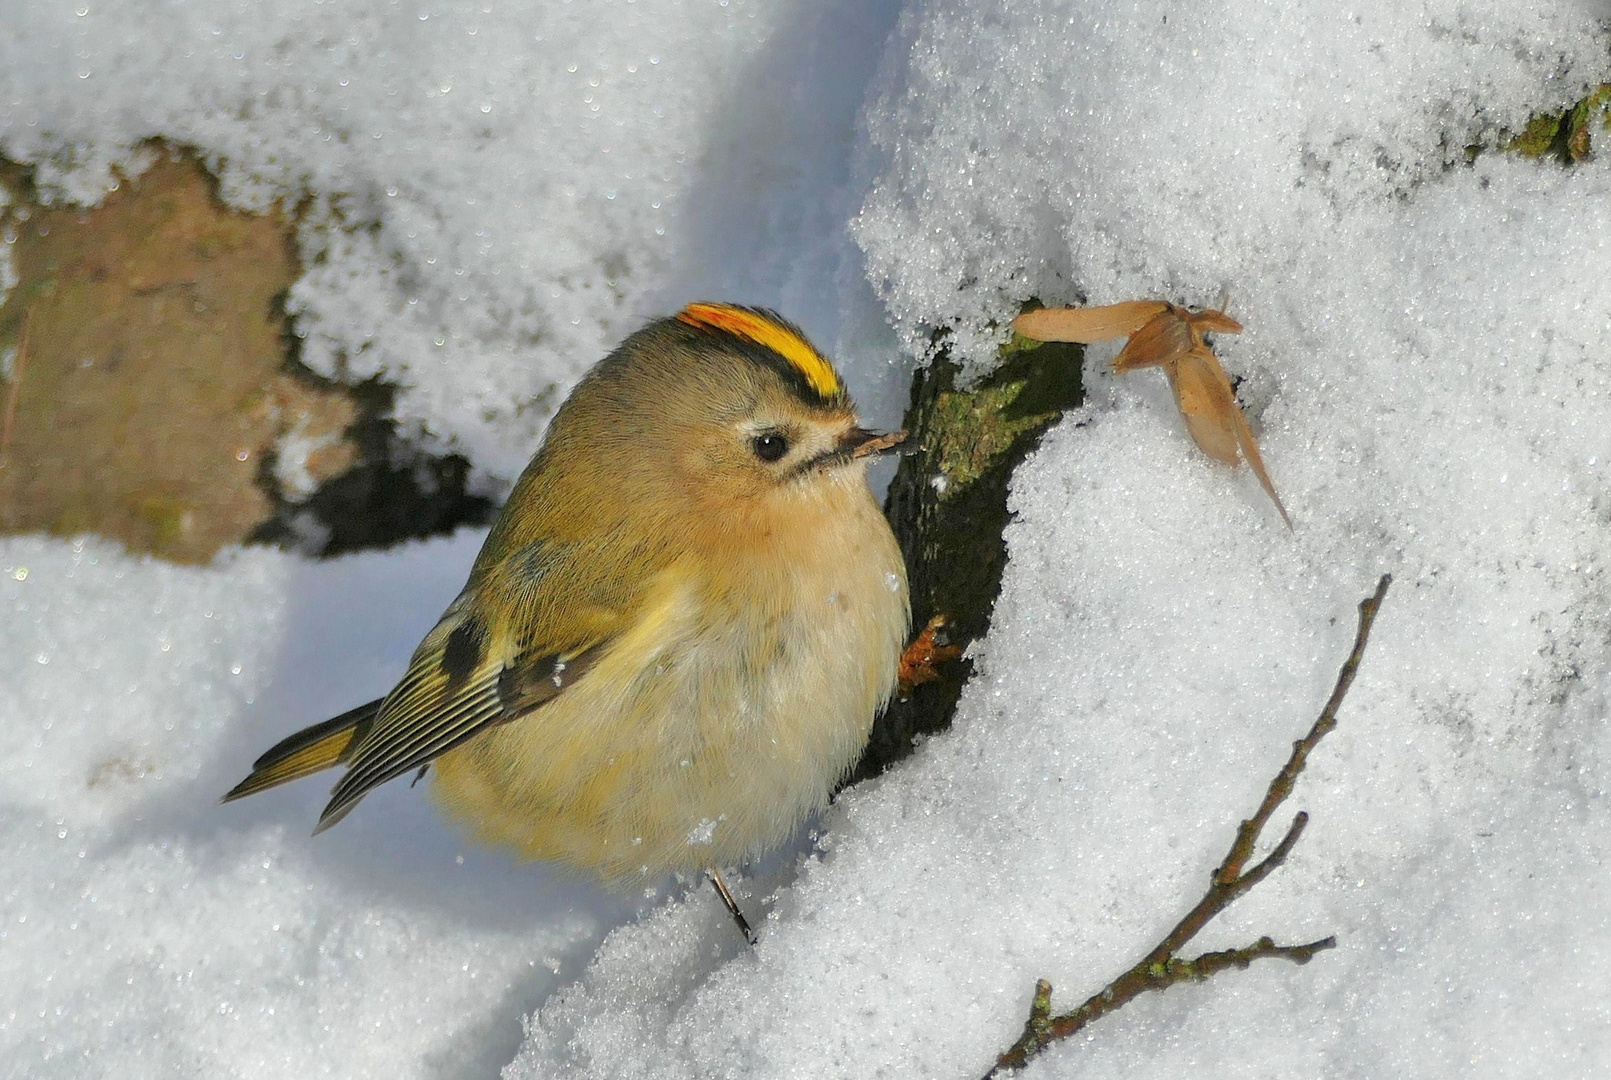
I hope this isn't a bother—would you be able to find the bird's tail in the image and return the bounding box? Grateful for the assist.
[222,698,382,802]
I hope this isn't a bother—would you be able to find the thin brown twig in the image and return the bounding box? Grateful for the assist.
[985,574,1392,1078]
[0,305,33,463]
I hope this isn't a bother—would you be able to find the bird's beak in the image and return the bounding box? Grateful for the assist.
[843,428,908,460]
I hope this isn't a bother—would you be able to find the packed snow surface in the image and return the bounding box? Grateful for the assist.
[3,1,1611,1078]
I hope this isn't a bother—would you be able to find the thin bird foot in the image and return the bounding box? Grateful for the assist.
[708,868,757,945]
[897,614,963,699]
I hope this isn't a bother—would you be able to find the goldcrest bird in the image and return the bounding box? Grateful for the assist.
[225,303,910,941]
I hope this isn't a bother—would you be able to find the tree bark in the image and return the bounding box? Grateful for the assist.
[851,331,1085,782]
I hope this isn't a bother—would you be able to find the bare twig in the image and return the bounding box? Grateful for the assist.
[985,574,1392,1077]
[0,305,32,463]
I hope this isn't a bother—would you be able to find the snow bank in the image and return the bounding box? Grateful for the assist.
[514,3,1611,1077]
[0,533,633,1077]
[4,0,1611,1077]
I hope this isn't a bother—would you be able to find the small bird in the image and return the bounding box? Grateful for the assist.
[225,303,911,942]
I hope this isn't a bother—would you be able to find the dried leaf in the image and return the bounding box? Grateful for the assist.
[1113,308,1194,372]
[1111,304,1242,372]
[1167,347,1242,466]
[1013,296,1286,525]
[1222,383,1292,529]
[1093,300,1288,527]
[1185,308,1243,337]
[1012,300,1168,343]
[1167,344,1290,528]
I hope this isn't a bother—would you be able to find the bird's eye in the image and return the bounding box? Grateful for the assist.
[751,432,789,462]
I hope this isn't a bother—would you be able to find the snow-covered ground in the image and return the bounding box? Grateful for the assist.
[4,1,1611,1077]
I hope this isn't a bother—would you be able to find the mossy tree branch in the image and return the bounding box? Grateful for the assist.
[984,574,1392,1078]
[853,324,1085,783]
[1504,83,1611,163]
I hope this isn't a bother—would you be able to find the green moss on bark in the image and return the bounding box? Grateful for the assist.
[851,327,1084,782]
[1504,83,1611,164]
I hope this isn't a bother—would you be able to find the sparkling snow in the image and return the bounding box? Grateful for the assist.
[3,1,1611,1078]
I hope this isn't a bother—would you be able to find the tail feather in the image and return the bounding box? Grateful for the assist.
[222,698,382,803]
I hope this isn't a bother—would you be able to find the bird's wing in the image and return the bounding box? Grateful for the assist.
[313,540,628,832]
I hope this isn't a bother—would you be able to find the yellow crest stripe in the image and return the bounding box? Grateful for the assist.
[677,302,843,400]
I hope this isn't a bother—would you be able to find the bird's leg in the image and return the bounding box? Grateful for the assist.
[897,614,963,699]
[707,868,757,945]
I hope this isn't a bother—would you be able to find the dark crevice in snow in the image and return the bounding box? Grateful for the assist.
[249,320,498,557]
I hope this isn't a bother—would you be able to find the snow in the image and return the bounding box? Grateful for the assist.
[4,1,1611,1078]
[0,533,629,1076]
[0,0,904,482]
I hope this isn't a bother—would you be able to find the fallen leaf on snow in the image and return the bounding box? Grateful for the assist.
[1012,300,1290,528]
